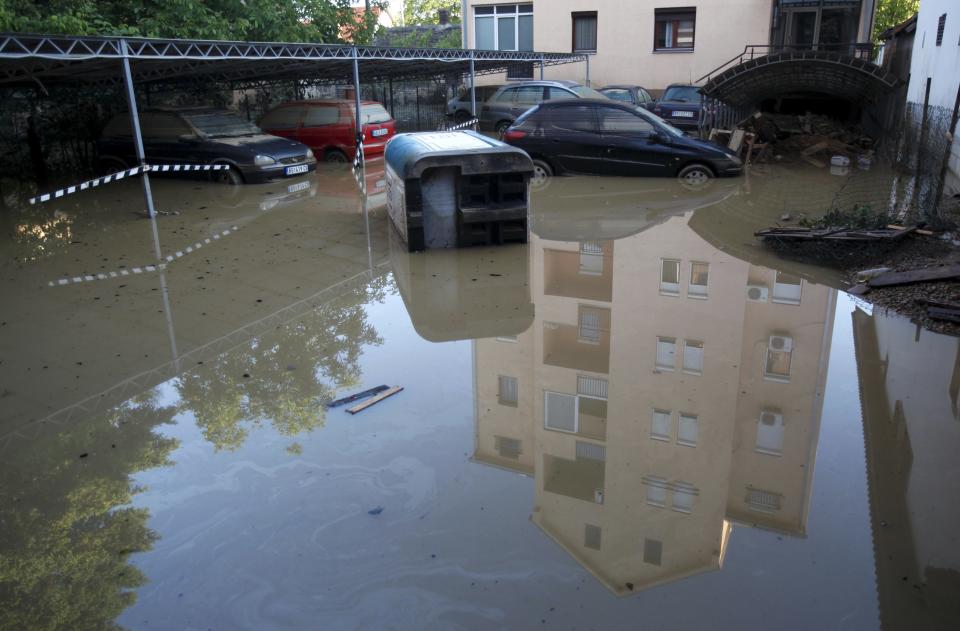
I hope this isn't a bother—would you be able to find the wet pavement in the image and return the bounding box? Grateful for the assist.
[1,162,958,630]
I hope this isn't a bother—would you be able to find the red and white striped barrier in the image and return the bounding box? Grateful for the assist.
[29,163,232,204]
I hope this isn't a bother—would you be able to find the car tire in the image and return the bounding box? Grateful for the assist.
[677,163,714,188]
[495,121,512,139]
[530,159,553,191]
[211,165,244,186]
[325,149,349,163]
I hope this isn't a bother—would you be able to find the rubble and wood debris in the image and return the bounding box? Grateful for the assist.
[755,225,916,243]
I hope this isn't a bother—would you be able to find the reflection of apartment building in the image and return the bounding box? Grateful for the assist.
[473,212,836,595]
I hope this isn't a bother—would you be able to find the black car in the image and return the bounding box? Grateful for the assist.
[599,85,657,111]
[502,99,743,186]
[97,107,317,184]
[651,84,702,131]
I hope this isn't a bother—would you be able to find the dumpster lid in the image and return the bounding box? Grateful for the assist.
[385,130,533,179]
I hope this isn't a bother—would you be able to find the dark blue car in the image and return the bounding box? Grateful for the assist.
[502,99,742,187]
[652,84,703,132]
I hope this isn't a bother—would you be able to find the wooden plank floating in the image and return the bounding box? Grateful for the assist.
[755,225,917,243]
[327,384,389,408]
[345,386,403,414]
[867,264,960,288]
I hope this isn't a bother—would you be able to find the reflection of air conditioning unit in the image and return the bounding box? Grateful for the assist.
[594,488,605,504]
[746,285,769,302]
[760,411,782,426]
[769,335,793,352]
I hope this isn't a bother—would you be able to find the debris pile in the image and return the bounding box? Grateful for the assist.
[733,111,875,167]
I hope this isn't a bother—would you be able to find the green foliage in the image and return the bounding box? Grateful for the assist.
[799,204,894,230]
[402,0,460,26]
[872,0,919,43]
[0,0,378,43]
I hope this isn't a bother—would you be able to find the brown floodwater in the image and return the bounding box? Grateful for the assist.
[1,161,958,630]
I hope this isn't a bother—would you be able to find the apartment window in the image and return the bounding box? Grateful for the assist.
[756,411,785,455]
[765,335,793,382]
[545,391,578,432]
[584,524,602,550]
[498,375,518,406]
[682,340,703,374]
[643,538,663,565]
[937,14,946,46]
[656,336,677,370]
[475,4,533,52]
[688,262,709,297]
[654,8,696,51]
[495,436,522,459]
[578,306,603,343]
[572,12,598,52]
[651,409,672,441]
[579,241,604,275]
[660,258,680,295]
[678,413,698,447]
[645,476,668,507]
[746,487,782,513]
[772,271,802,304]
[672,481,696,513]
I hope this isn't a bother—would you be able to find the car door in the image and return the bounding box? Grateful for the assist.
[511,85,546,121]
[297,104,338,155]
[597,105,672,177]
[546,104,603,174]
[260,106,305,142]
[144,113,197,165]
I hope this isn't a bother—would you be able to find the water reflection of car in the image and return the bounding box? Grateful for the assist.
[503,99,743,186]
[479,80,609,136]
[599,85,656,111]
[447,84,502,122]
[259,100,396,163]
[97,107,317,184]
[652,84,703,131]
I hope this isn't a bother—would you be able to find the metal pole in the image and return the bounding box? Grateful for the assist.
[352,47,363,164]
[539,54,545,80]
[469,52,477,118]
[585,55,590,87]
[120,39,157,219]
[461,0,469,49]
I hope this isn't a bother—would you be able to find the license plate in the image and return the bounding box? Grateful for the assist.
[371,128,388,137]
[287,181,310,193]
[284,164,309,176]
[673,111,695,118]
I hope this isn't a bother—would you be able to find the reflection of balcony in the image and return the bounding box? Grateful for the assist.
[543,244,614,303]
[579,397,607,440]
[542,307,611,374]
[543,452,605,503]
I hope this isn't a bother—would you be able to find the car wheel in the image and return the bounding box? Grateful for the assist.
[211,165,244,186]
[495,121,512,139]
[530,159,553,191]
[677,163,714,188]
[325,149,349,163]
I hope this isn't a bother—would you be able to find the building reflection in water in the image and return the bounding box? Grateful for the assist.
[473,200,838,595]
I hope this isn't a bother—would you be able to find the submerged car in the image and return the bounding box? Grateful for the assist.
[260,99,395,163]
[652,84,703,131]
[479,80,608,136]
[599,85,657,111]
[97,107,316,184]
[502,99,743,186]
[447,84,502,122]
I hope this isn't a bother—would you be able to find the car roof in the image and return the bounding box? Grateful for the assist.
[499,80,580,88]
[600,85,644,90]
[664,84,699,89]
[143,106,229,114]
[539,98,633,107]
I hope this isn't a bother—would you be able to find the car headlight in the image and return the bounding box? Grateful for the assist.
[254,155,276,167]
[305,149,315,160]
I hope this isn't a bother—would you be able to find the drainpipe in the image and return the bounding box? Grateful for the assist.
[585,54,591,87]
[540,54,545,80]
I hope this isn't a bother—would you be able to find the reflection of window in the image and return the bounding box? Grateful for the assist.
[495,436,521,459]
[577,374,608,399]
[678,413,698,446]
[656,336,676,370]
[746,487,782,513]
[672,481,696,513]
[572,11,598,52]
[259,107,304,131]
[654,8,695,51]
[475,4,533,51]
[643,538,663,565]
[545,391,578,432]
[498,375,518,406]
[660,259,680,295]
[936,13,946,46]
[756,411,785,455]
[547,86,577,100]
[765,336,793,381]
[514,85,543,105]
[651,409,672,441]
[645,476,668,507]
[682,340,703,374]
[303,105,339,127]
[579,242,604,275]
[579,306,603,343]
[689,262,708,297]
[772,271,802,304]
[584,523,602,550]
[598,107,654,133]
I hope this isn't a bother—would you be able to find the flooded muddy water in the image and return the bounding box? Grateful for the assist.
[1,162,958,630]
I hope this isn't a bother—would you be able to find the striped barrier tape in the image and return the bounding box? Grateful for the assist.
[353,132,365,169]
[440,118,479,132]
[29,163,231,205]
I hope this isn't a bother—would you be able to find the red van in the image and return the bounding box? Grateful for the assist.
[259,99,396,163]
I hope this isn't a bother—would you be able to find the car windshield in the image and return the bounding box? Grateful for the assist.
[662,86,701,103]
[572,86,608,99]
[601,89,633,102]
[634,106,685,136]
[184,112,262,138]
